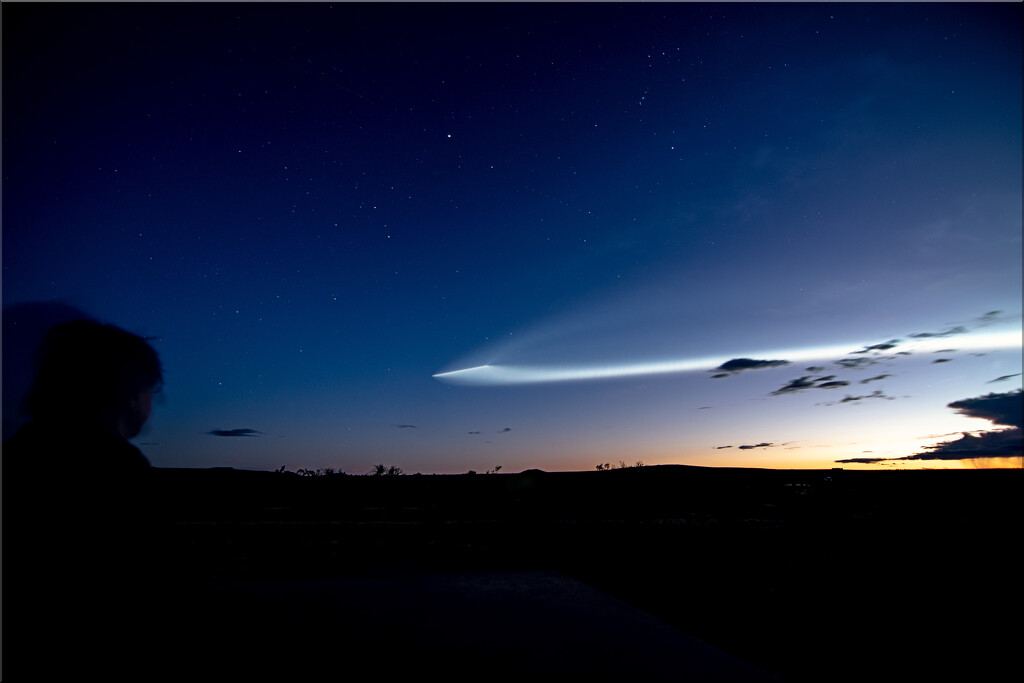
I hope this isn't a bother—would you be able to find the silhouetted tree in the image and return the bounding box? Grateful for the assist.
[369,464,404,476]
[597,460,644,470]
[296,467,344,477]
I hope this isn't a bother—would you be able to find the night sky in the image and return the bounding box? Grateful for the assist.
[3,2,1021,473]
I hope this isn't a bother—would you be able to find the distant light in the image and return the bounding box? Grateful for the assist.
[432,330,1022,386]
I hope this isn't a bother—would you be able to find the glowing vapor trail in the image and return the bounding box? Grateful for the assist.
[432,330,1022,386]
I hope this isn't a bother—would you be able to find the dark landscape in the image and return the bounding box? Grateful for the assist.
[136,465,1021,682]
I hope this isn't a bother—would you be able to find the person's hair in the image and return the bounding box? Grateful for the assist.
[22,319,163,425]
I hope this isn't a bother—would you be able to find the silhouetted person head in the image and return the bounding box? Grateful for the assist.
[10,320,167,680]
[22,319,163,439]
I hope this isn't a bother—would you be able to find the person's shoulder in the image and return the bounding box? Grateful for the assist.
[81,427,152,470]
[2,420,151,470]
[113,439,152,470]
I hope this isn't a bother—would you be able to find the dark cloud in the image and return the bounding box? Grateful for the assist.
[833,357,879,370]
[836,390,1023,463]
[987,373,1021,384]
[772,375,849,395]
[949,390,1022,429]
[975,310,1004,326]
[905,429,1022,460]
[394,424,417,428]
[208,428,262,437]
[837,390,896,403]
[468,431,481,435]
[711,358,790,376]
[738,442,774,450]
[932,358,953,364]
[805,366,826,373]
[499,427,512,433]
[834,456,890,464]
[851,339,901,354]
[907,325,967,339]
[715,445,733,449]
[771,376,818,395]
[860,374,892,384]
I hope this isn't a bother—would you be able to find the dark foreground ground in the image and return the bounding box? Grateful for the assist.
[14,465,1022,681]
[135,465,1022,682]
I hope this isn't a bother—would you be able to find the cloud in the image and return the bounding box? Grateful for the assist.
[839,434,1022,463]
[860,374,892,384]
[987,373,1021,384]
[948,390,1022,428]
[837,390,896,403]
[851,339,902,354]
[905,429,1022,460]
[974,310,1005,327]
[771,375,849,395]
[815,380,851,389]
[711,358,790,376]
[715,445,733,449]
[907,325,967,339]
[819,390,898,406]
[771,376,819,394]
[393,424,417,428]
[499,427,512,433]
[208,428,263,437]
[836,390,1023,463]
[833,357,880,370]
[738,442,774,450]
[834,456,890,464]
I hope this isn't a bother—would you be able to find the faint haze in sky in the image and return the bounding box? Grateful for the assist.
[2,2,1021,472]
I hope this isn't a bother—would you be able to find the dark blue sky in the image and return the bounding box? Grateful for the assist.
[4,2,1021,472]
